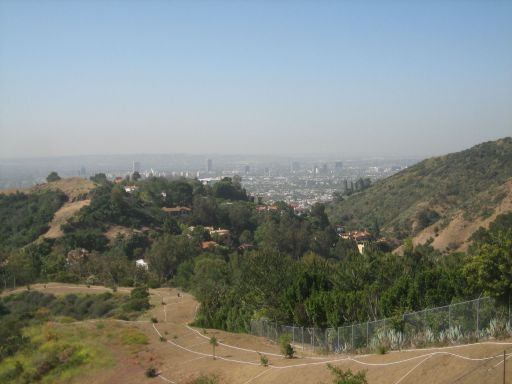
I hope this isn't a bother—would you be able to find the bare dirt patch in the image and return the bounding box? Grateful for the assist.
[410,179,512,252]
[105,225,135,241]
[41,199,90,238]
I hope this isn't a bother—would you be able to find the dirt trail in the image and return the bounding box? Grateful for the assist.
[145,288,512,384]
[5,283,512,384]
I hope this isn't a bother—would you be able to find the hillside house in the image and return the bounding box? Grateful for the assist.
[162,206,192,217]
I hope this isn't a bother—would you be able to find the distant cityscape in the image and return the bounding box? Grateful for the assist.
[0,154,419,208]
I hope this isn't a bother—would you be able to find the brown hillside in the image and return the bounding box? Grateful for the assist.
[328,138,512,252]
[410,179,512,252]
[3,283,510,384]
[32,177,95,201]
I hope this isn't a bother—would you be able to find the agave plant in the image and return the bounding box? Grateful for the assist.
[487,318,508,339]
[387,329,404,349]
[446,325,464,343]
[425,327,436,344]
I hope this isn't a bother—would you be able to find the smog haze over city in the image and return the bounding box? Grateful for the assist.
[0,1,511,198]
[1,1,511,159]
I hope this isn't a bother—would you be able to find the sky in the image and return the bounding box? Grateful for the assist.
[0,1,511,158]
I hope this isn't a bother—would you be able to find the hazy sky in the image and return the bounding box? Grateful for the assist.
[0,1,511,158]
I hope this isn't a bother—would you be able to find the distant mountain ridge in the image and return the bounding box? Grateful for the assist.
[327,137,512,252]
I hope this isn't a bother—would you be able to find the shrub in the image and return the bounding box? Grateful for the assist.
[145,367,158,378]
[278,334,294,358]
[376,344,388,355]
[326,364,368,384]
[259,354,269,366]
[151,317,158,323]
[121,328,149,345]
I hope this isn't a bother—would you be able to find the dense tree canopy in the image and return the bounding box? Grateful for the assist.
[1,174,510,338]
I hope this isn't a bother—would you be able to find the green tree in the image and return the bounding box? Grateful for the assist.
[132,171,141,181]
[90,173,108,183]
[463,230,512,303]
[209,336,218,360]
[148,235,199,283]
[46,171,61,182]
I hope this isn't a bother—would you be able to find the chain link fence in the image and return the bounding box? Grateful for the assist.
[250,297,511,354]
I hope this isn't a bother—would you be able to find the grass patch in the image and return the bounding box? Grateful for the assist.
[0,322,115,384]
[120,328,149,346]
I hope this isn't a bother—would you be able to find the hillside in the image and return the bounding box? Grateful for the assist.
[2,284,510,384]
[2,177,95,202]
[328,137,512,251]
[0,177,95,252]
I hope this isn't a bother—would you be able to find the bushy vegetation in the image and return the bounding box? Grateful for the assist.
[0,322,99,384]
[325,364,367,384]
[279,334,294,358]
[0,190,66,255]
[0,287,150,383]
[0,289,150,362]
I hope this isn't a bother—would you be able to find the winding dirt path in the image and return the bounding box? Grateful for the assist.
[5,283,511,384]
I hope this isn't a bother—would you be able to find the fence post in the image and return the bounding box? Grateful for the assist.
[366,322,369,348]
[351,324,354,351]
[449,304,452,329]
[476,298,480,338]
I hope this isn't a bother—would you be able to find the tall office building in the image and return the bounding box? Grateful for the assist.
[133,161,141,173]
[335,161,343,172]
[206,158,213,173]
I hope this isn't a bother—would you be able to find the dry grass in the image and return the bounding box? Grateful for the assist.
[410,179,512,252]
[105,225,134,242]
[42,199,91,238]
[1,177,95,201]
[3,284,510,384]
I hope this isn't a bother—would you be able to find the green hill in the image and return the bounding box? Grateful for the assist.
[328,137,512,250]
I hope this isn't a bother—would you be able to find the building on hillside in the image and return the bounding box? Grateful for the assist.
[255,205,278,213]
[201,240,218,250]
[340,230,373,254]
[162,206,192,217]
[238,243,254,252]
[199,177,221,186]
[66,248,89,265]
[205,227,230,239]
[135,259,148,270]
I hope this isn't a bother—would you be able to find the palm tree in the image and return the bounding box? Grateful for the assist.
[209,336,218,360]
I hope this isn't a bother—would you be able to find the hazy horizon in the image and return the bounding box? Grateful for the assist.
[1,1,511,158]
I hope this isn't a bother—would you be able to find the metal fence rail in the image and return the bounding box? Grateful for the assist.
[250,297,511,353]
